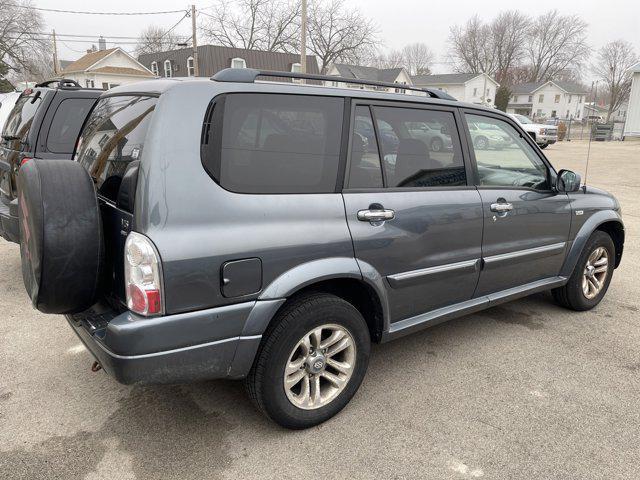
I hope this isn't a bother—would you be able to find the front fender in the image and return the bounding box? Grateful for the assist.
[560,210,624,277]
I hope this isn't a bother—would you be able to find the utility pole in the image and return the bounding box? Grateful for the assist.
[191,5,200,76]
[300,0,307,74]
[52,29,59,76]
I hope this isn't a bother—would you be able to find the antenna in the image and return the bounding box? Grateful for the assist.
[583,80,598,192]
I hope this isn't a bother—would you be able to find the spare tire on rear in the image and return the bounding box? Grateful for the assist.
[18,159,103,314]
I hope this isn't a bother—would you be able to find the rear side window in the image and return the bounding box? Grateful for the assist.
[46,98,95,154]
[203,93,344,194]
[1,91,44,142]
[76,95,156,201]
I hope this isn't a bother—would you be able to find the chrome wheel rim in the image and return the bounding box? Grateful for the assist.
[582,247,609,299]
[283,324,356,410]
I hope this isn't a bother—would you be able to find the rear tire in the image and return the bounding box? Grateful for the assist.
[552,231,615,311]
[430,137,443,152]
[245,293,370,429]
[18,159,103,314]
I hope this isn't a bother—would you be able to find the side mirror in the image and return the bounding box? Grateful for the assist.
[556,169,581,192]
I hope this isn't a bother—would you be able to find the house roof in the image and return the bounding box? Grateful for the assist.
[91,66,153,77]
[412,73,481,85]
[62,48,118,73]
[511,80,587,95]
[138,45,319,77]
[331,64,406,84]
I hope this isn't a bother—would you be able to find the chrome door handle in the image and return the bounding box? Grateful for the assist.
[490,203,513,213]
[357,209,395,223]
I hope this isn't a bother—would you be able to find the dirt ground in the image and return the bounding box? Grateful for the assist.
[0,139,638,479]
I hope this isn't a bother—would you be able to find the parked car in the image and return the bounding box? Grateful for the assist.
[0,79,101,242]
[17,70,624,430]
[508,113,557,149]
[407,122,453,152]
[0,92,20,134]
[468,121,513,150]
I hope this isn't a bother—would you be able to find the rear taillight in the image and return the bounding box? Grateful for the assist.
[124,232,163,316]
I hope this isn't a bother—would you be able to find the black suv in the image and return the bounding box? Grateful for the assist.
[0,79,101,242]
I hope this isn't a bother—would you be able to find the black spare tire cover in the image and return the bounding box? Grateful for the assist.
[18,159,103,314]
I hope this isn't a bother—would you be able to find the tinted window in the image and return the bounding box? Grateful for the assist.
[46,98,95,154]
[216,93,343,194]
[466,114,550,190]
[373,106,466,188]
[1,91,44,143]
[76,95,156,201]
[348,106,383,188]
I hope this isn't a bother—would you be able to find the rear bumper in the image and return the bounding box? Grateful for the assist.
[0,198,19,243]
[66,299,284,385]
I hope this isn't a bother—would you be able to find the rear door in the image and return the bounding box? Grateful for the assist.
[463,111,571,296]
[342,101,484,323]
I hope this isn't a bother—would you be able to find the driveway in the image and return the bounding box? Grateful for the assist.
[0,140,638,479]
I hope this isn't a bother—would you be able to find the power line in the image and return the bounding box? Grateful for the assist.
[16,6,189,16]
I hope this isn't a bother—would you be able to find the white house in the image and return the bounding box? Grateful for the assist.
[325,64,413,93]
[507,81,587,121]
[623,62,640,139]
[61,45,154,90]
[411,73,499,104]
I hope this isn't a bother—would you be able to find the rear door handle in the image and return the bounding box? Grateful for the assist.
[490,202,513,213]
[357,209,395,223]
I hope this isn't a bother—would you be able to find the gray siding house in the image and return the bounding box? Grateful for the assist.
[138,45,319,79]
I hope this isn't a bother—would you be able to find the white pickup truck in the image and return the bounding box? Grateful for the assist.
[508,113,558,149]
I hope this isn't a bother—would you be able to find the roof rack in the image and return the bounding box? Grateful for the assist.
[35,78,82,89]
[211,68,457,101]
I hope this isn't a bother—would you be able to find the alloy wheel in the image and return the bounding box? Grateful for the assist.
[582,247,609,299]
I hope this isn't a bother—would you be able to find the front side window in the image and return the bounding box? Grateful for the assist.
[348,106,383,188]
[372,106,466,188]
[76,95,157,201]
[209,93,344,194]
[164,60,172,78]
[46,98,94,154]
[466,114,550,190]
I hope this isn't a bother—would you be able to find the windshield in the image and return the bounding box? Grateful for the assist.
[1,91,43,143]
[76,95,156,202]
[513,114,532,124]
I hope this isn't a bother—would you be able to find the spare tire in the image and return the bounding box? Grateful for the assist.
[18,159,103,314]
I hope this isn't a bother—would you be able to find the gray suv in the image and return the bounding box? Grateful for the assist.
[16,69,624,429]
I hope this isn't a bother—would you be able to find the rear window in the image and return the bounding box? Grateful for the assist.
[1,91,44,142]
[76,95,156,201]
[202,93,344,194]
[46,98,95,154]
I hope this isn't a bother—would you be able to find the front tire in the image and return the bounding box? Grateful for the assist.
[245,293,370,429]
[552,231,615,311]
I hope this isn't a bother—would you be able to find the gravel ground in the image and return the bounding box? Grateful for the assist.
[1,140,639,480]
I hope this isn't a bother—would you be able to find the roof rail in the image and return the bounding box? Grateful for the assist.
[211,68,457,101]
[35,78,82,89]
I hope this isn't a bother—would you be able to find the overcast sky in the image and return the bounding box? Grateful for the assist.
[40,0,640,75]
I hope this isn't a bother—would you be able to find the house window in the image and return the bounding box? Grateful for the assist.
[551,110,556,118]
[331,81,338,87]
[102,82,109,90]
[187,57,195,77]
[473,87,477,97]
[568,95,572,103]
[566,110,570,118]
[150,61,158,76]
[394,81,407,94]
[85,79,94,88]
[538,94,544,103]
[231,57,246,69]
[513,95,518,102]
[554,94,560,103]
[578,96,582,103]
[528,95,533,102]
[164,60,172,78]
[291,63,301,73]
[486,88,490,97]
[536,109,542,117]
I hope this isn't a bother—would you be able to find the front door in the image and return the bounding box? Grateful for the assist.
[343,102,483,323]
[463,112,572,296]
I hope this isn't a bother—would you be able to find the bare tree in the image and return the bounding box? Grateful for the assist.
[200,0,300,53]
[525,10,590,82]
[593,40,637,122]
[402,42,434,75]
[448,15,497,75]
[490,11,529,84]
[307,0,379,73]
[135,25,186,57]
[364,48,404,69]
[0,0,49,75]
